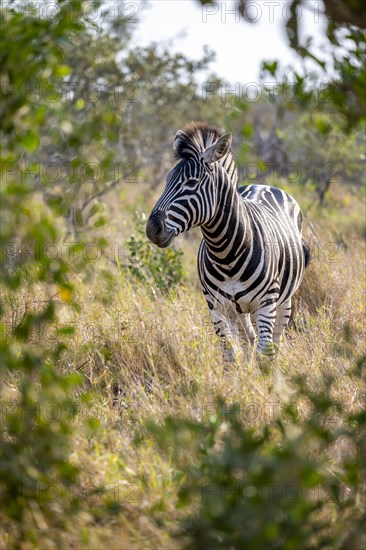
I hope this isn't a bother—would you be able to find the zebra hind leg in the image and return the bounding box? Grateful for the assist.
[273,299,292,344]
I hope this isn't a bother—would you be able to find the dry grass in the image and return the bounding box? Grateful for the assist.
[68,235,365,546]
[1,182,365,548]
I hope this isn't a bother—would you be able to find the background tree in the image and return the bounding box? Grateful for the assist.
[198,0,366,128]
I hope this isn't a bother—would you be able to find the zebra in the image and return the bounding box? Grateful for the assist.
[146,122,310,364]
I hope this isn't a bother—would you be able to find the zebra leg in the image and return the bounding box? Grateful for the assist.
[237,313,256,346]
[236,313,256,364]
[273,299,292,344]
[253,303,277,362]
[210,310,235,364]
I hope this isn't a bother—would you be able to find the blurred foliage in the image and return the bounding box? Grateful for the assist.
[1,1,229,238]
[120,44,226,189]
[125,213,184,294]
[282,111,365,203]
[198,0,366,129]
[147,358,366,549]
[224,92,365,203]
[0,0,114,545]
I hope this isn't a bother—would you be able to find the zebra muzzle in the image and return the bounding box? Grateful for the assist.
[146,210,175,248]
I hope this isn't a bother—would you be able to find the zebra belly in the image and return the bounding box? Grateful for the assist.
[199,249,302,315]
[216,280,252,314]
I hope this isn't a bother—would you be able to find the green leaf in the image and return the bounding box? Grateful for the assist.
[19,131,40,152]
[262,61,278,76]
[242,123,253,137]
[313,115,332,135]
[55,64,71,77]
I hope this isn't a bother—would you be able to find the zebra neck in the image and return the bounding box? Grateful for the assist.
[220,149,238,187]
[201,169,250,264]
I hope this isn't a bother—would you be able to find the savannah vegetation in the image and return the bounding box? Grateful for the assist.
[0,0,365,548]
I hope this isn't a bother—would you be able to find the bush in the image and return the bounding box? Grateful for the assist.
[125,212,184,294]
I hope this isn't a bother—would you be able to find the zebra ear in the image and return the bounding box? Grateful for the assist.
[201,132,232,164]
[174,130,189,152]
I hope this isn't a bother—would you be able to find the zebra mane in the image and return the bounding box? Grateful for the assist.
[174,121,238,186]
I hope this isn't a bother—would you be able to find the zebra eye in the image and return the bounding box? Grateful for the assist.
[184,179,198,188]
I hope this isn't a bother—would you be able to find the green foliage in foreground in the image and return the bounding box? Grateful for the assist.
[0,2,110,546]
[147,360,366,549]
[0,364,81,541]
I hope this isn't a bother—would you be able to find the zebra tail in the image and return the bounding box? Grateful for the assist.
[303,240,311,268]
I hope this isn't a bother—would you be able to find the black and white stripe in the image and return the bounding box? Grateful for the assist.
[146,122,310,362]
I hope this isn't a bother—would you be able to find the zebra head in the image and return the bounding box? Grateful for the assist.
[146,122,235,248]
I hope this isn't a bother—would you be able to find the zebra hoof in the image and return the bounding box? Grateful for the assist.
[222,355,235,367]
[221,344,235,365]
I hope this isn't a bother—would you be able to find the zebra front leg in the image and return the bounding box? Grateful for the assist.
[210,310,235,364]
[273,299,292,344]
[253,303,277,363]
[237,313,256,345]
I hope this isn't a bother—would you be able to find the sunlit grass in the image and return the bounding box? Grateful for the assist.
[1,183,365,548]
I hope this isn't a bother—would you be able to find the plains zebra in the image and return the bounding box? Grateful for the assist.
[146,122,310,363]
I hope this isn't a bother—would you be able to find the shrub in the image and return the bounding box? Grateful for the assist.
[125,212,184,294]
